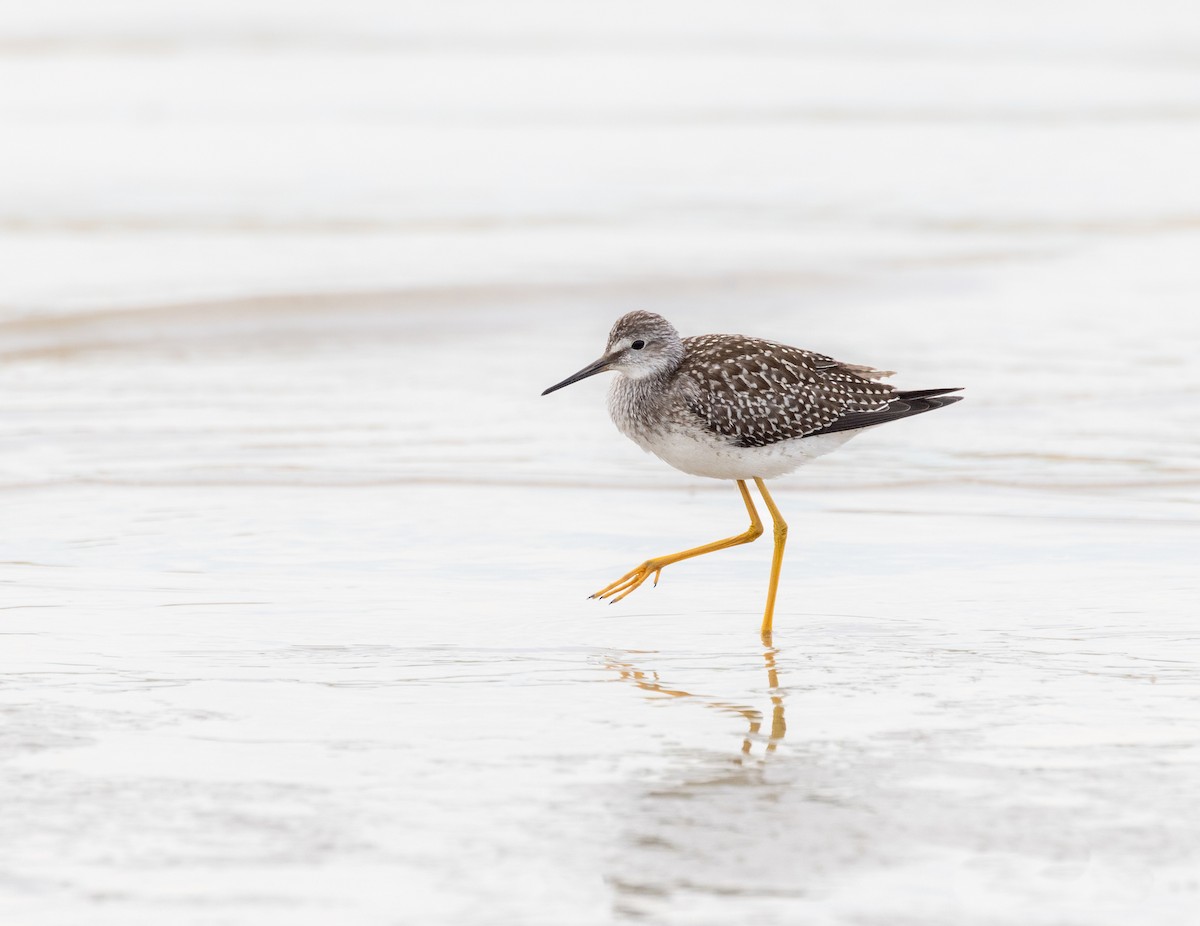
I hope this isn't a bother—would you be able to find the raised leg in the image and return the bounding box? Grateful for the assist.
[753,478,788,639]
[593,480,763,603]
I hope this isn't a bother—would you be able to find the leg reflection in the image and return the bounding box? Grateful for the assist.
[607,645,786,759]
[743,646,786,755]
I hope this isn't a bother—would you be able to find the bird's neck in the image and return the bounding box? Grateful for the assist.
[607,370,674,443]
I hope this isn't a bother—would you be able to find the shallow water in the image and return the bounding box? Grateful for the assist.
[3,2,1200,924]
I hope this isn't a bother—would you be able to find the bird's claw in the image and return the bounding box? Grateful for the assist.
[593,561,665,604]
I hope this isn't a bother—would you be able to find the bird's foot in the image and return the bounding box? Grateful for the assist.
[591,560,667,604]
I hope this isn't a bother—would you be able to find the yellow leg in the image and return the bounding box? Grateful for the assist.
[754,478,788,639]
[593,480,763,604]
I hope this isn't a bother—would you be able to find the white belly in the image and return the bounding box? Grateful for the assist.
[634,426,858,480]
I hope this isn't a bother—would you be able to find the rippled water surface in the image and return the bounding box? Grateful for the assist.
[2,2,1200,924]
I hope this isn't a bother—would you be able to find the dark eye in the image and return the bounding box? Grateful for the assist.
[631,340,646,350]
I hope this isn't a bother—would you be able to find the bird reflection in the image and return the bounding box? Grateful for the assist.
[607,646,786,758]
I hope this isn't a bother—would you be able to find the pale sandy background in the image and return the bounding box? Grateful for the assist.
[1,2,1199,924]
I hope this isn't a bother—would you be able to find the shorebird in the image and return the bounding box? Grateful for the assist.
[542,311,961,637]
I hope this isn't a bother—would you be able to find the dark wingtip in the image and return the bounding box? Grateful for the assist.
[906,392,964,413]
[895,387,964,401]
[807,387,964,437]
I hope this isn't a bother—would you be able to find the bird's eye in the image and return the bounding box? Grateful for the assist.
[631,340,646,350]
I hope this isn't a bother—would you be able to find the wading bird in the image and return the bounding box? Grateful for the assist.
[542,311,961,637]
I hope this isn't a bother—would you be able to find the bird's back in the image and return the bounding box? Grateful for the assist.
[675,334,907,449]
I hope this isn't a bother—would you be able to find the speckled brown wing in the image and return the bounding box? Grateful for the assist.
[675,335,898,448]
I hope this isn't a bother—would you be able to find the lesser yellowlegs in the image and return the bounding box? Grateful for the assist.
[542,310,962,637]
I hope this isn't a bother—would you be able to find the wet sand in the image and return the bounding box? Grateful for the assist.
[3,2,1200,923]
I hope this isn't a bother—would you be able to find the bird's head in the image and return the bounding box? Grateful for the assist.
[542,311,684,395]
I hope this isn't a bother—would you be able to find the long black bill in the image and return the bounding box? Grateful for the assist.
[541,355,614,395]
